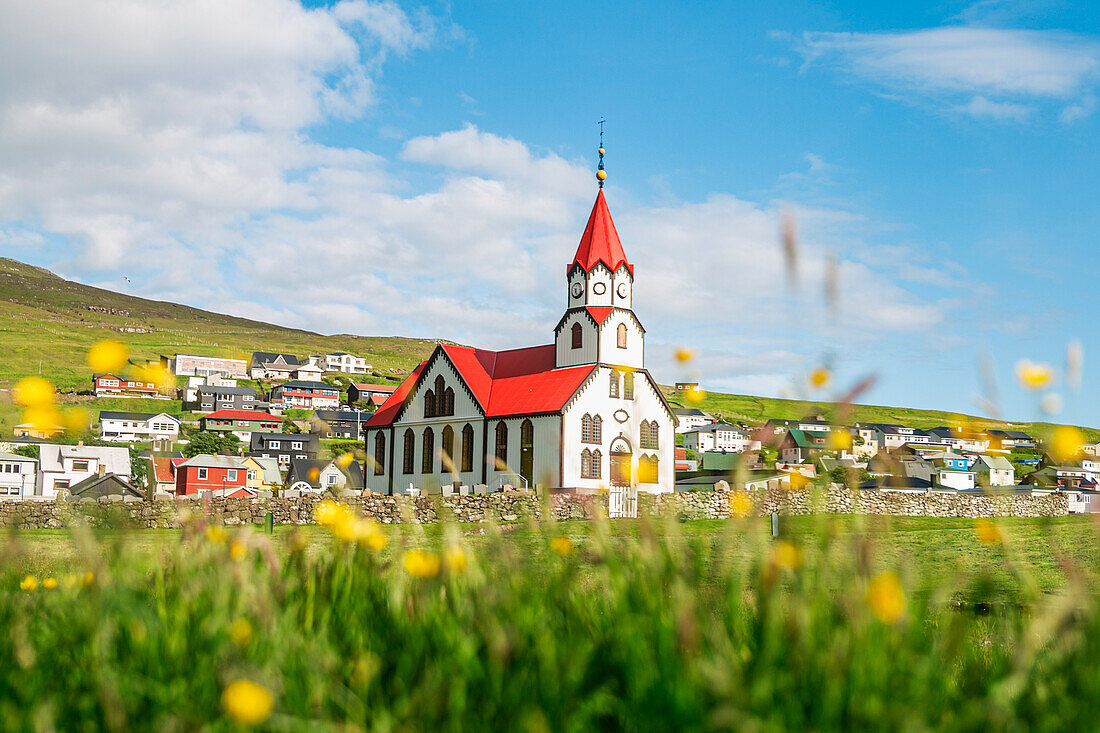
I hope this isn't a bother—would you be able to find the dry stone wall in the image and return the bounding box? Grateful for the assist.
[0,485,1067,529]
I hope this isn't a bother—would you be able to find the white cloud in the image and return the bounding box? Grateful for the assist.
[793,27,1100,122]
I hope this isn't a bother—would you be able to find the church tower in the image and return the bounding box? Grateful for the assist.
[555,140,645,371]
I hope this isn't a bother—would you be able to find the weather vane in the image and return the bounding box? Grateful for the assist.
[596,117,607,188]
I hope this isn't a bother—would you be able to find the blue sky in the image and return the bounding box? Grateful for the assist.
[0,0,1097,425]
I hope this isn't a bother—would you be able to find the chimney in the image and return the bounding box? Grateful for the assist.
[98,464,106,477]
[77,440,84,447]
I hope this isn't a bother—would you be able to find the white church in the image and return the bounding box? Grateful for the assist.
[364,159,677,496]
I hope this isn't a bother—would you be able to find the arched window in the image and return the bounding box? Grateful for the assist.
[520,419,534,489]
[582,413,593,443]
[461,423,474,472]
[624,372,634,400]
[617,323,628,348]
[650,422,659,449]
[495,421,508,468]
[593,414,602,443]
[581,448,592,478]
[373,432,385,476]
[435,375,445,398]
[571,322,583,350]
[640,421,650,449]
[609,370,619,398]
[442,425,455,471]
[424,389,436,418]
[443,388,455,416]
[402,429,414,474]
[639,454,659,484]
[591,449,602,479]
[422,427,434,474]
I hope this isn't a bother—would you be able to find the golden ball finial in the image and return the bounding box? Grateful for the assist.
[596,169,607,181]
[598,147,605,156]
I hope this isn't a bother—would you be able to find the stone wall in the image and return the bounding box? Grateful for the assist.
[0,485,1067,530]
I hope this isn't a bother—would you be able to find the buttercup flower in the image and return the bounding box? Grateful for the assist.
[222,679,274,725]
[86,339,129,374]
[867,572,906,624]
[13,376,54,407]
[42,577,58,590]
[230,618,253,647]
[770,541,802,571]
[403,549,442,578]
[313,498,341,525]
[729,490,753,519]
[809,367,830,389]
[674,347,695,363]
[684,386,706,406]
[1050,425,1085,463]
[19,575,37,592]
[549,536,573,557]
[1015,360,1053,390]
[444,546,468,574]
[229,539,247,561]
[335,452,354,469]
[975,519,1004,545]
[206,526,228,543]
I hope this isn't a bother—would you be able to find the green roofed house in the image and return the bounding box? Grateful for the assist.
[778,429,829,464]
[973,454,1015,487]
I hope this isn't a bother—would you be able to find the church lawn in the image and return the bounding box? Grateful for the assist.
[3,514,1097,600]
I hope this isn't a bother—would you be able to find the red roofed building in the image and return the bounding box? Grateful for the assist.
[364,180,676,497]
[200,409,283,442]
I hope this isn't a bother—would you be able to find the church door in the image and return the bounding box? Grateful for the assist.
[520,420,534,491]
[609,437,632,487]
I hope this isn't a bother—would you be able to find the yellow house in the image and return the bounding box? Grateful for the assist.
[14,423,64,439]
[240,456,282,491]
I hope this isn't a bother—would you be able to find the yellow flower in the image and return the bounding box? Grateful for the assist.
[205,525,228,543]
[403,549,441,578]
[975,519,1004,545]
[42,577,58,590]
[354,521,388,551]
[1016,359,1053,390]
[829,430,853,451]
[81,571,96,588]
[444,546,468,574]
[62,574,79,589]
[62,406,92,434]
[230,618,253,647]
[684,386,707,406]
[809,367,830,389]
[133,362,174,391]
[19,575,37,592]
[549,536,573,557]
[222,679,274,725]
[867,572,906,624]
[313,498,341,525]
[22,405,62,435]
[770,541,802,571]
[13,376,54,407]
[729,490,753,519]
[86,339,130,374]
[1050,425,1085,463]
[335,451,354,469]
[674,347,695,363]
[229,539,247,561]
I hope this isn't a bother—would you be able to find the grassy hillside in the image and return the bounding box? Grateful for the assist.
[0,256,1088,441]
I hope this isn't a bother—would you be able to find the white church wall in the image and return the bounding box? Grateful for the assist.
[611,265,632,309]
[597,312,645,369]
[483,415,561,492]
[555,311,599,367]
[585,263,614,307]
[399,355,482,423]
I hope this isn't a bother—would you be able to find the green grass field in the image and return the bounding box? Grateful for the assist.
[3,512,1100,729]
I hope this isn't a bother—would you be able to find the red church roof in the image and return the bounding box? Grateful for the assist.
[569,189,633,276]
[586,306,614,325]
[365,345,596,427]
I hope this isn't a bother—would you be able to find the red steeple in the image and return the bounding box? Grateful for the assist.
[569,189,634,276]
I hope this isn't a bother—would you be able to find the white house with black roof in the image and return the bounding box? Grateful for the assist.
[249,352,303,380]
[248,432,320,469]
[673,407,714,434]
[98,411,181,443]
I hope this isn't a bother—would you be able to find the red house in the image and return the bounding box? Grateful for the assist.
[174,454,251,496]
[93,373,162,398]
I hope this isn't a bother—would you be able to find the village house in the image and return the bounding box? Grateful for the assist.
[249,352,302,380]
[92,373,163,399]
[98,411,181,444]
[321,352,371,374]
[199,409,283,442]
[988,429,1037,449]
[0,452,37,499]
[348,382,398,406]
[363,184,676,497]
[174,454,253,497]
[37,444,132,499]
[165,354,248,379]
[293,357,324,381]
[184,384,261,412]
[682,423,752,453]
[778,429,829,464]
[13,421,63,439]
[270,381,341,410]
[287,457,364,493]
[147,455,185,497]
[310,409,369,440]
[672,407,714,434]
[930,452,977,491]
[68,473,143,500]
[972,454,1015,487]
[248,432,320,470]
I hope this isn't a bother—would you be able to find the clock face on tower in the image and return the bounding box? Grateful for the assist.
[616,282,629,299]
[592,282,606,295]
[571,282,583,298]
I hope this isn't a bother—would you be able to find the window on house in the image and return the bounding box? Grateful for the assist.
[198,468,208,480]
[327,474,337,485]
[571,322,582,350]
[593,414,602,443]
[650,422,659,449]
[442,425,455,471]
[624,372,634,400]
[247,471,256,481]
[495,421,508,468]
[582,413,593,443]
[591,449,602,479]
[639,455,659,483]
[403,429,415,474]
[54,480,70,489]
[374,432,386,476]
[227,470,237,481]
[581,448,592,478]
[422,427,435,474]
[617,323,628,348]
[72,460,89,472]
[640,421,650,449]
[461,424,474,473]
[292,442,302,450]
[609,370,619,398]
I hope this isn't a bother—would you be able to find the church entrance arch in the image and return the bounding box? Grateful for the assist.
[609,436,632,488]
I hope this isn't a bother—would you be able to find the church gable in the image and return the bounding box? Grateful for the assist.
[393,347,484,424]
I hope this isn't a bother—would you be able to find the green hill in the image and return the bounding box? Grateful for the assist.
[0,256,1088,442]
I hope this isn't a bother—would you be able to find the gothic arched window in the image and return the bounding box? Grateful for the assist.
[593,414,602,443]
[442,425,455,471]
[582,413,593,443]
[639,454,659,484]
[402,429,414,474]
[624,371,634,400]
[617,323,628,349]
[591,449,602,479]
[520,419,534,489]
[373,432,385,476]
[650,422,659,449]
[609,370,620,398]
[495,421,508,468]
[424,389,435,418]
[571,322,582,350]
[581,448,592,478]
[640,421,650,449]
[422,427,435,474]
[443,388,455,416]
[461,423,474,472]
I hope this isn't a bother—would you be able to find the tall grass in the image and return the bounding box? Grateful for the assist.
[0,512,1098,730]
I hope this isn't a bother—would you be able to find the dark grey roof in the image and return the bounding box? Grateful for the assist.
[248,432,320,451]
[342,461,364,489]
[989,429,1034,440]
[672,408,709,417]
[68,473,145,499]
[196,385,258,396]
[682,422,741,435]
[251,352,302,366]
[98,411,180,422]
[288,458,329,488]
[313,409,366,422]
